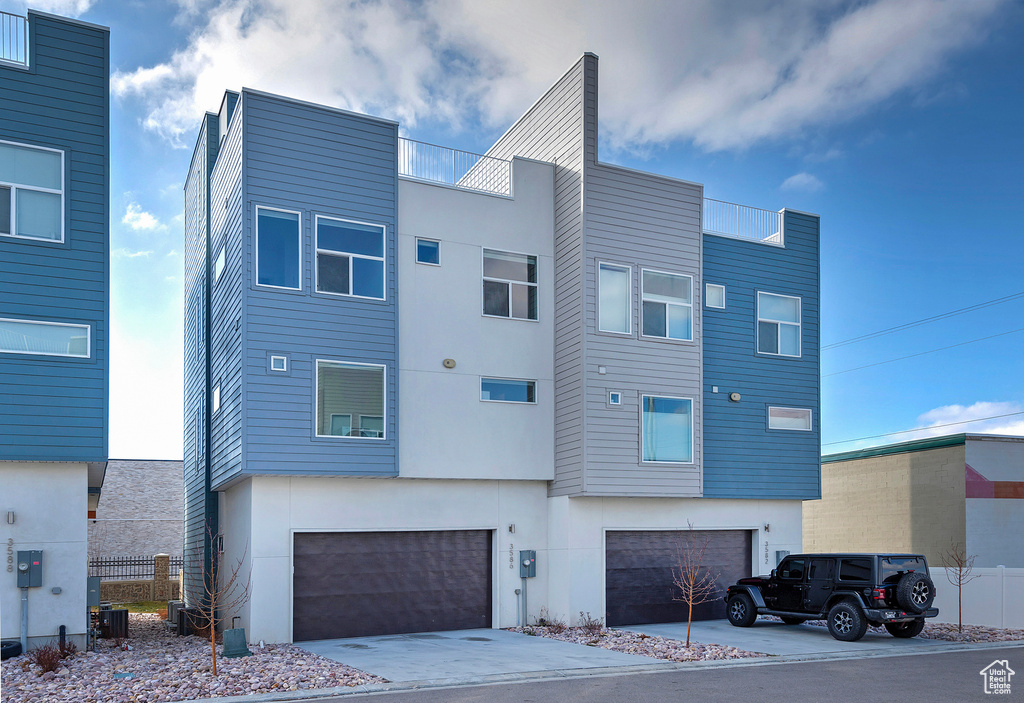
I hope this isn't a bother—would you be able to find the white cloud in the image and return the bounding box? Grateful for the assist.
[111,0,1009,152]
[4,0,94,16]
[912,401,1024,438]
[781,172,825,192]
[122,202,163,231]
[112,248,154,258]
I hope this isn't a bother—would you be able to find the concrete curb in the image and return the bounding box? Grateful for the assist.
[185,639,1024,702]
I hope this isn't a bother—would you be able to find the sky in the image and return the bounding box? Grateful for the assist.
[4,0,1022,460]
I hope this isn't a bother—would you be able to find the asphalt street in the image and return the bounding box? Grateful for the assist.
[302,645,1023,703]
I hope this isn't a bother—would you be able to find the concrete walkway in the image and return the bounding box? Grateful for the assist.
[626,618,950,656]
[296,628,669,683]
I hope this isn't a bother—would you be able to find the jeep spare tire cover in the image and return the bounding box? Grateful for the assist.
[896,572,935,613]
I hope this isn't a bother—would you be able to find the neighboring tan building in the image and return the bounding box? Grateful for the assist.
[89,460,184,561]
[804,433,1024,567]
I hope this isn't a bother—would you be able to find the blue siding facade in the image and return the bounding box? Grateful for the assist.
[702,210,821,499]
[0,12,109,462]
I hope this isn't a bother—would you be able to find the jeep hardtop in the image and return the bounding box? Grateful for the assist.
[724,553,938,641]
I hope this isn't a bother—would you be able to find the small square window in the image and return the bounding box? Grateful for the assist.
[608,391,622,406]
[270,355,287,372]
[705,283,725,309]
[416,238,440,265]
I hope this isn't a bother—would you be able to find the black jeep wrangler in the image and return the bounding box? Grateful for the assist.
[724,553,938,641]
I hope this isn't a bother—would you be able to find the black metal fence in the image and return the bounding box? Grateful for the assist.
[89,556,184,580]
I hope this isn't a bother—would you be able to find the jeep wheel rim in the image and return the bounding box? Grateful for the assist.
[833,612,853,634]
[912,582,929,605]
[730,601,746,620]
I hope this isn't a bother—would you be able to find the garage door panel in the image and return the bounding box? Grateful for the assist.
[294,530,492,641]
[606,530,752,626]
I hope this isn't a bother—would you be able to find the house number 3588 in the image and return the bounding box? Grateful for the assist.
[509,543,514,569]
[6,538,13,573]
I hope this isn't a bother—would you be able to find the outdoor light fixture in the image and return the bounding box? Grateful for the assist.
[5,512,14,525]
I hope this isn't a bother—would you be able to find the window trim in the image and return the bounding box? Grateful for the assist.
[767,405,813,431]
[415,237,441,266]
[0,317,90,358]
[0,139,66,244]
[314,214,387,301]
[757,291,802,358]
[639,393,695,465]
[314,359,388,440]
[608,391,622,406]
[269,355,288,372]
[479,376,538,404]
[598,261,632,335]
[640,267,694,342]
[705,283,726,309]
[255,205,302,291]
[481,247,539,322]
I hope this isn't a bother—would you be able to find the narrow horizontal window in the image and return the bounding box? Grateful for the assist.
[0,140,65,242]
[483,249,537,320]
[481,378,536,403]
[416,238,440,265]
[705,283,725,309]
[316,360,386,438]
[599,262,630,333]
[768,406,812,431]
[642,269,692,340]
[317,216,386,299]
[0,318,89,358]
[256,207,301,289]
[757,292,801,357]
[641,395,693,463]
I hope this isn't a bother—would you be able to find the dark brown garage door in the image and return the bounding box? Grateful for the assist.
[605,530,752,626]
[293,530,492,641]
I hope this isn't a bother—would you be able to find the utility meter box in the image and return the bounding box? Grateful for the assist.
[87,576,102,607]
[519,549,536,578]
[17,550,42,588]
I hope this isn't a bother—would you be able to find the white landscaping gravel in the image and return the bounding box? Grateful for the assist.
[507,625,764,662]
[0,613,385,703]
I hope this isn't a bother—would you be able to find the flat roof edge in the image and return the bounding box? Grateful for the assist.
[28,9,109,32]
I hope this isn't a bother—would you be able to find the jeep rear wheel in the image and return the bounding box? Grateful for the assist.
[884,619,925,638]
[827,601,868,642]
[727,593,757,627]
[896,572,935,614]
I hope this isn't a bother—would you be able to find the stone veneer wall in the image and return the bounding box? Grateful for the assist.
[89,460,184,560]
[803,444,967,565]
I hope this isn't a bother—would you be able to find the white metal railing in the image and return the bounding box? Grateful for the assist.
[398,137,511,197]
[703,198,783,246]
[0,11,27,68]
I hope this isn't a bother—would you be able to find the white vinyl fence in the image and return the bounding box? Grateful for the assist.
[930,566,1024,629]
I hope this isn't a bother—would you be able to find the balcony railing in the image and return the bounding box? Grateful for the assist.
[398,137,511,197]
[0,11,27,68]
[703,198,783,246]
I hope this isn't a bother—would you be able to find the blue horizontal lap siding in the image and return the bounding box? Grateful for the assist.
[239,92,398,478]
[0,12,108,462]
[702,211,820,499]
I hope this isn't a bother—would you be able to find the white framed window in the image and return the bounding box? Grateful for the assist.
[482,248,537,320]
[705,283,725,309]
[0,140,64,242]
[480,377,536,403]
[768,406,812,431]
[641,269,692,340]
[608,391,622,406]
[316,215,386,300]
[0,317,89,358]
[757,291,801,357]
[256,207,301,290]
[316,360,386,439]
[599,262,631,334]
[212,384,221,413]
[641,395,693,464]
[269,355,287,372]
[416,238,440,265]
[214,247,225,282]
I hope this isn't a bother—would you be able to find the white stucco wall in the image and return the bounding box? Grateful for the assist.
[965,436,1024,567]
[397,158,555,481]
[0,462,89,647]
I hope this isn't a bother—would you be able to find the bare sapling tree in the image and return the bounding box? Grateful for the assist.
[672,522,720,647]
[941,542,979,633]
[186,522,251,675]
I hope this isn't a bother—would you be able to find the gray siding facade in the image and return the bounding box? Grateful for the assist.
[0,12,109,462]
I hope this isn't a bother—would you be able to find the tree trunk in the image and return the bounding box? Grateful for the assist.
[686,601,693,647]
[958,584,962,634]
[211,610,218,675]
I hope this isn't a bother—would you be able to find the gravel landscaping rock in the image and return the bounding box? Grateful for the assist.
[507,625,764,662]
[0,613,385,703]
[764,615,1024,642]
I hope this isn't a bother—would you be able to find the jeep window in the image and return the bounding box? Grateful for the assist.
[838,558,872,581]
[779,558,805,580]
[881,556,927,583]
[808,558,833,579]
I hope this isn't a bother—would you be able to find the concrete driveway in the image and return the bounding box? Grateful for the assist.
[626,617,950,656]
[297,628,671,683]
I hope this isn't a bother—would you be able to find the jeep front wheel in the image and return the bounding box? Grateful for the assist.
[727,593,757,627]
[827,601,868,642]
[884,619,925,638]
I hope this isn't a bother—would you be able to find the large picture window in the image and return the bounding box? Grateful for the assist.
[641,395,693,463]
[256,207,301,289]
[641,269,692,340]
[316,360,386,439]
[758,292,801,357]
[316,216,386,299]
[483,249,537,320]
[0,140,64,242]
[599,262,630,333]
[0,318,89,358]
